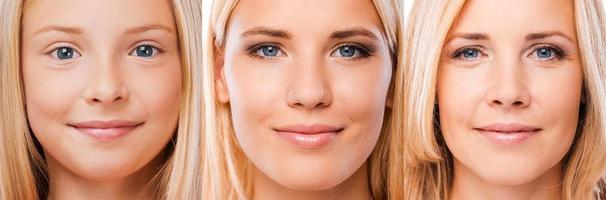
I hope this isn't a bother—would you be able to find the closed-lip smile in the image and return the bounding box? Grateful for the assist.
[68,120,144,142]
[474,123,542,145]
[273,124,345,149]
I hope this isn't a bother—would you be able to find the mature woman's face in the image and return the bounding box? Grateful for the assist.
[438,0,582,185]
[21,0,181,181]
[217,0,392,190]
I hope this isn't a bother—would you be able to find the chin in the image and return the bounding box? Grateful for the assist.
[263,162,351,191]
[274,174,343,191]
[475,166,545,186]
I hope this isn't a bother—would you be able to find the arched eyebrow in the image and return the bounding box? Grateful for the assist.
[33,26,82,35]
[446,33,490,42]
[525,31,574,42]
[33,24,175,36]
[241,27,291,39]
[124,24,175,35]
[330,27,379,40]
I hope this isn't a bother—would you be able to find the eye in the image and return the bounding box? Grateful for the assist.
[530,46,564,61]
[330,44,371,59]
[453,48,482,59]
[51,47,81,60]
[130,44,159,58]
[249,44,286,59]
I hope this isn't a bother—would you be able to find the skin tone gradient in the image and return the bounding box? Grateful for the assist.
[21,0,181,199]
[215,0,393,199]
[437,0,582,199]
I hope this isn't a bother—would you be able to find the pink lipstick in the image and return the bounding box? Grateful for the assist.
[69,120,143,142]
[274,124,344,149]
[474,123,541,145]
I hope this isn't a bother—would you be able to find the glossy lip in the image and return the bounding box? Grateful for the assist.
[273,124,345,149]
[68,120,144,142]
[474,123,542,145]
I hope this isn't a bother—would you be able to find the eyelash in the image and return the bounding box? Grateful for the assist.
[129,43,164,59]
[527,44,567,61]
[331,43,373,61]
[450,44,568,62]
[246,42,374,61]
[247,42,284,60]
[451,46,487,60]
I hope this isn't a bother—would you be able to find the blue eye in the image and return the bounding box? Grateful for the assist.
[132,45,157,58]
[261,45,279,57]
[461,49,479,58]
[536,47,554,59]
[339,46,356,57]
[52,47,80,60]
[331,44,371,59]
[249,44,285,59]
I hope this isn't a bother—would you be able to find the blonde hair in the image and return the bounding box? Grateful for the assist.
[203,0,405,199]
[0,0,203,199]
[393,0,606,199]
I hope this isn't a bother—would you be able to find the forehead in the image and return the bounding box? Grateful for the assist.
[450,0,577,40]
[21,0,176,36]
[226,0,385,38]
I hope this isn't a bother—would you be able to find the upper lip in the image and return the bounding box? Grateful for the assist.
[68,120,144,129]
[474,123,542,133]
[273,124,345,134]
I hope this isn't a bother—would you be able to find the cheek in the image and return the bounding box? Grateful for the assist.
[127,64,183,122]
[224,58,285,126]
[437,67,484,130]
[530,65,582,143]
[23,62,86,134]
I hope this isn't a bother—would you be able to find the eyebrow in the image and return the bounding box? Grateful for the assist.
[446,33,490,42]
[33,26,83,35]
[124,24,176,35]
[525,31,574,42]
[241,27,291,39]
[330,27,379,40]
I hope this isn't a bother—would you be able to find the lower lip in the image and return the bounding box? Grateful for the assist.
[276,131,338,149]
[73,126,139,142]
[476,129,539,145]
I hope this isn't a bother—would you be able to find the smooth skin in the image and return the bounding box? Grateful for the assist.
[216,0,393,199]
[438,0,582,199]
[21,0,181,199]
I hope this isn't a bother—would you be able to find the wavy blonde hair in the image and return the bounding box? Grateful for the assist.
[203,0,404,199]
[0,0,203,199]
[392,0,606,199]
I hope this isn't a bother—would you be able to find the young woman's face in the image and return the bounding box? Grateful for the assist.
[218,0,392,190]
[438,0,582,185]
[21,0,181,181]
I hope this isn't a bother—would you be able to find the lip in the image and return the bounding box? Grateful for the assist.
[273,124,345,149]
[68,120,144,142]
[474,123,542,145]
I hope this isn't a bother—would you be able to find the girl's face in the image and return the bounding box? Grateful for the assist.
[438,0,582,185]
[21,0,181,181]
[218,0,392,190]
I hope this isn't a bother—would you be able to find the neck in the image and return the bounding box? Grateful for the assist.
[45,151,166,200]
[449,160,563,200]
[252,163,372,200]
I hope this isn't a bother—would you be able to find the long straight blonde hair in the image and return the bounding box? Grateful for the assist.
[202,0,405,199]
[0,0,203,199]
[392,0,606,199]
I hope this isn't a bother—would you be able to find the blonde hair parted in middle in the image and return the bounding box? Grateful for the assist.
[203,0,405,199]
[392,0,606,199]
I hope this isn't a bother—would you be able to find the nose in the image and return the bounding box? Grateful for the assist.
[82,58,129,106]
[485,61,531,109]
[286,59,332,110]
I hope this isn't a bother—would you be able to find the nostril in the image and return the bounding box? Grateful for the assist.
[512,101,524,106]
[491,100,503,105]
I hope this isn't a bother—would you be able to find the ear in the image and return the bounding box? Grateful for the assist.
[214,46,230,103]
